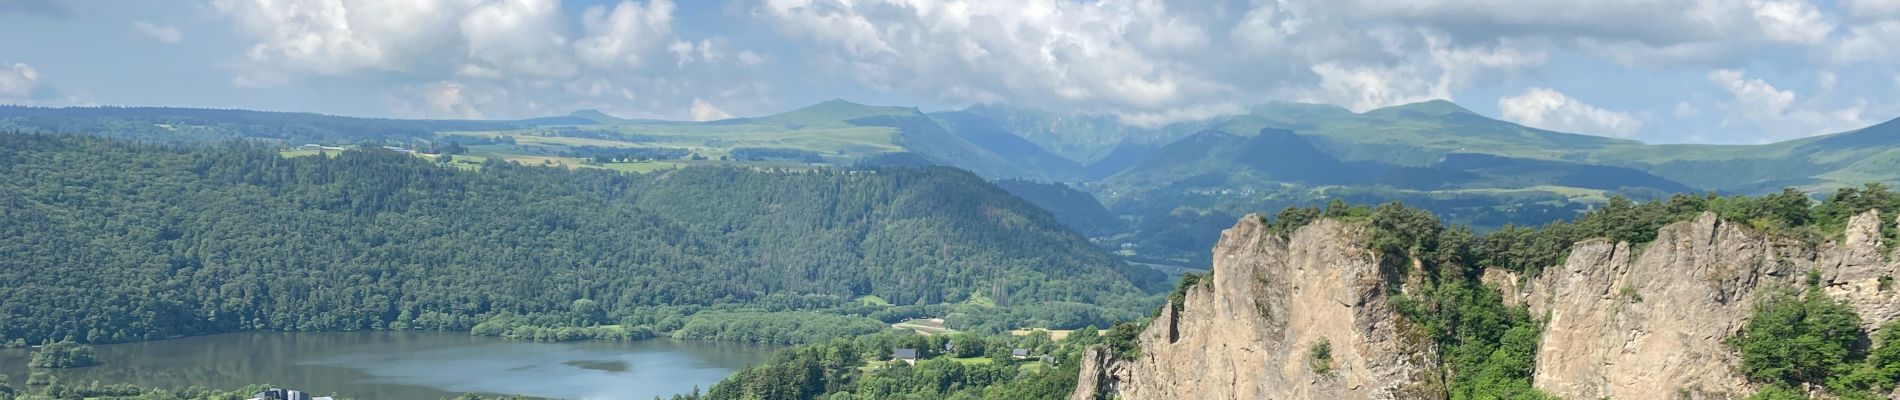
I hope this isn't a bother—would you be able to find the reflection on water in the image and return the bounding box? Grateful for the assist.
[0,331,775,400]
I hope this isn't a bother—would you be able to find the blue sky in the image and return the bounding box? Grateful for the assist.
[2,0,1898,144]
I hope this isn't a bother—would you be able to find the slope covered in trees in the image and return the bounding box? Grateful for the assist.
[0,134,1163,345]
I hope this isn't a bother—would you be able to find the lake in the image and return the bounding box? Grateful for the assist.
[0,332,777,399]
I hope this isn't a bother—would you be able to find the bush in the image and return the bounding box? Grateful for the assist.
[1309,337,1333,375]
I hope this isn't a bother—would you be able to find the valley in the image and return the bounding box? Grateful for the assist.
[5,99,1900,399]
[11,3,1899,399]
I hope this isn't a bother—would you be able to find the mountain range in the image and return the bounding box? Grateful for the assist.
[6,99,1897,266]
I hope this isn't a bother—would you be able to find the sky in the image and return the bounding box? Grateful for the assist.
[1,0,1898,144]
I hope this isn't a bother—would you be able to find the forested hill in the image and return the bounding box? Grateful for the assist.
[0,134,1163,345]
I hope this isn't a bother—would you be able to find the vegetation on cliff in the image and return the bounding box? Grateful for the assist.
[1733,285,1900,399]
[1244,183,1900,400]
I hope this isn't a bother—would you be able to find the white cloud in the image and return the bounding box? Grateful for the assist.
[213,0,470,77]
[214,0,776,120]
[1498,88,1644,137]
[1747,0,1835,44]
[689,98,732,121]
[756,0,1237,125]
[1304,62,1449,112]
[459,0,574,79]
[1831,20,1900,64]
[0,62,42,100]
[131,21,181,44]
[1707,69,1869,141]
[576,0,675,68]
[172,0,1900,142]
[426,81,485,119]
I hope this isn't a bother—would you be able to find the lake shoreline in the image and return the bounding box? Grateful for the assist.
[0,331,777,400]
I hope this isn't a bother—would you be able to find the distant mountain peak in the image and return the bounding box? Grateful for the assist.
[567,109,629,123]
[766,99,919,123]
[1365,99,1475,117]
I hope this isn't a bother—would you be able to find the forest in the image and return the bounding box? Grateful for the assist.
[0,134,1164,346]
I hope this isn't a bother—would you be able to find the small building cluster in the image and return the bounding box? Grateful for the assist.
[249,388,334,400]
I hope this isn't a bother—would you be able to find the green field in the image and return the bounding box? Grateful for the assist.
[892,318,956,336]
[855,295,893,306]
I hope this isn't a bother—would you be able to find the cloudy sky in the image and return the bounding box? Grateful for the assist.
[2,0,1897,144]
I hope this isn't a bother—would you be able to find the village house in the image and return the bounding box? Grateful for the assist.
[892,348,919,365]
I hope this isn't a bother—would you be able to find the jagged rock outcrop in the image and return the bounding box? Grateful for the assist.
[1072,217,1443,400]
[1528,210,1899,400]
[1077,210,1899,400]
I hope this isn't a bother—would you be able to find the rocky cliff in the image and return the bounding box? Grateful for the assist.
[1072,216,1443,400]
[1075,210,1900,400]
[1527,210,1900,399]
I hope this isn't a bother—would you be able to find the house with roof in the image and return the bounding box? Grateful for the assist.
[1011,348,1030,360]
[892,348,919,365]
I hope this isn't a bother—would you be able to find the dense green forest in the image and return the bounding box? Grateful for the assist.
[0,134,1163,346]
[0,380,271,400]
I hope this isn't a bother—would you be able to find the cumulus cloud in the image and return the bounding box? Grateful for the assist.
[213,0,767,120]
[213,0,469,77]
[1304,63,1449,112]
[755,0,1238,125]
[1747,0,1835,44]
[132,21,181,44]
[1498,88,1644,137]
[165,0,1900,141]
[1707,69,1868,141]
[0,62,43,100]
[458,0,574,79]
[413,81,488,119]
[689,98,732,121]
[576,0,676,68]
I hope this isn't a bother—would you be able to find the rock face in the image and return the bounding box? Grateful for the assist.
[1527,211,1899,400]
[1077,210,1899,400]
[1072,216,1442,400]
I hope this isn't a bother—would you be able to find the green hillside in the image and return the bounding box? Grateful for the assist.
[0,134,1163,346]
[1084,100,1885,265]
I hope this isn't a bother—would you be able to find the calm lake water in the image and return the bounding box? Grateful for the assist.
[0,332,777,400]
